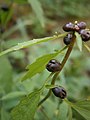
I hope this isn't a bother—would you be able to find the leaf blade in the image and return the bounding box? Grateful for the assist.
[0,33,66,57]
[1,91,26,101]
[11,90,41,120]
[84,43,90,52]
[68,106,72,120]
[22,46,67,81]
[72,100,90,120]
[28,0,45,27]
[75,32,82,51]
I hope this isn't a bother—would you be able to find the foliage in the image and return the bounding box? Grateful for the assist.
[11,89,41,120]
[40,0,90,18]
[0,0,90,120]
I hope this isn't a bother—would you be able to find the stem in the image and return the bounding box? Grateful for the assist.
[52,35,76,85]
[38,35,76,107]
[45,73,54,84]
[38,90,51,107]
[38,73,54,106]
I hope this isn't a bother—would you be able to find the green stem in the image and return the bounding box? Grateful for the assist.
[38,90,51,107]
[52,35,76,85]
[45,73,54,84]
[38,73,54,106]
[38,35,76,107]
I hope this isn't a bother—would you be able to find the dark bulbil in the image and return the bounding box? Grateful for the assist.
[77,22,86,30]
[79,29,90,42]
[52,86,67,99]
[46,59,61,72]
[63,33,73,45]
[63,22,74,32]
[63,21,90,42]
[63,21,86,32]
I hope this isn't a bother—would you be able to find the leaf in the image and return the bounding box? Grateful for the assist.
[75,32,82,51]
[0,6,13,27]
[0,33,66,57]
[84,43,90,52]
[22,53,58,81]
[74,100,90,110]
[0,56,13,92]
[22,46,67,81]
[1,91,26,101]
[11,90,41,120]
[5,7,13,26]
[72,100,90,120]
[68,106,72,120]
[28,0,45,27]
[58,102,69,120]
[1,108,10,120]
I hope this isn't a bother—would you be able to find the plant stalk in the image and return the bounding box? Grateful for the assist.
[38,35,76,107]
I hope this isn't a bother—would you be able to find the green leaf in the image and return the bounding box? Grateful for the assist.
[28,0,45,27]
[5,7,13,26]
[22,46,67,81]
[68,106,72,120]
[0,6,13,27]
[0,33,66,57]
[0,56,13,92]
[1,108,10,120]
[1,91,26,101]
[84,43,90,52]
[58,102,69,120]
[11,90,41,120]
[75,32,82,51]
[72,100,90,120]
[74,100,90,110]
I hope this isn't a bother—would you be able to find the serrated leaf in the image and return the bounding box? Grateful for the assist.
[72,100,90,120]
[22,52,58,81]
[1,91,26,101]
[22,46,67,81]
[11,90,41,120]
[75,32,82,51]
[0,33,66,57]
[28,0,45,27]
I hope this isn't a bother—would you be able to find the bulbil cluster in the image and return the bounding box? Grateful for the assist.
[63,21,90,45]
[52,86,67,99]
[46,59,61,72]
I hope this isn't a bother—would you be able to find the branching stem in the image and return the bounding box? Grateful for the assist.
[38,35,76,107]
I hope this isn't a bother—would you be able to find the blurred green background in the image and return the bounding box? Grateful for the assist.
[0,0,90,120]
